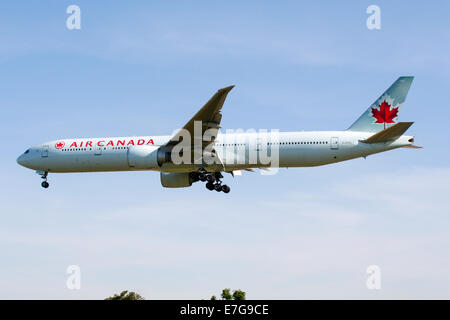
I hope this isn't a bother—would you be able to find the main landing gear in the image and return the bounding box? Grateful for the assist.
[37,170,49,188]
[189,170,230,193]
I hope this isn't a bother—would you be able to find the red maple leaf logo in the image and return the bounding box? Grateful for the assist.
[371,101,399,124]
[55,141,65,149]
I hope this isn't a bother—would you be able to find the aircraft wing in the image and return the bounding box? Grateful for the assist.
[163,85,234,167]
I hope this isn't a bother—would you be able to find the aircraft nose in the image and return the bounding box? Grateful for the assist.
[17,154,26,166]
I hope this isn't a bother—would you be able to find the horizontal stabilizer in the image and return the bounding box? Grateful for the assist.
[361,122,414,144]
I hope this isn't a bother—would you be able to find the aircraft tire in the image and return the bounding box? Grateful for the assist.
[221,185,230,193]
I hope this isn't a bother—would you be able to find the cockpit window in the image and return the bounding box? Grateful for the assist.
[24,149,30,154]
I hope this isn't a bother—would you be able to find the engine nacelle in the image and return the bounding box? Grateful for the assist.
[127,145,161,169]
[160,172,193,188]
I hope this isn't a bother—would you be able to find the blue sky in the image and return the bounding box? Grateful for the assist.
[1,0,450,299]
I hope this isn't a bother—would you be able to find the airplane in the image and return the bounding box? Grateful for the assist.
[17,76,420,193]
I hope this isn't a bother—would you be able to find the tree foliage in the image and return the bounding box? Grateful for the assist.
[232,289,246,300]
[210,288,246,300]
[105,290,144,300]
[221,288,233,300]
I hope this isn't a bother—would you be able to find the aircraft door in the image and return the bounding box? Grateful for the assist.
[255,137,262,152]
[41,146,49,157]
[94,147,102,155]
[330,137,339,150]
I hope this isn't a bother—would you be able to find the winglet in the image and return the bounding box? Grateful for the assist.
[218,85,235,94]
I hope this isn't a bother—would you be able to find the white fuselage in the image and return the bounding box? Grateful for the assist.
[16,130,413,173]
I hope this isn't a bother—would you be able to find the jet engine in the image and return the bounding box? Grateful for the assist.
[128,146,193,187]
[127,145,171,169]
[160,172,193,188]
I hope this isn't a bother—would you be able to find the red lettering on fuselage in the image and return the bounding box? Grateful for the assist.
[66,138,155,148]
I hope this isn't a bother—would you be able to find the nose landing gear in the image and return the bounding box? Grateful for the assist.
[37,170,49,188]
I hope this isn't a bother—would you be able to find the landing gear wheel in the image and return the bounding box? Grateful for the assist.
[198,170,230,193]
[189,172,200,182]
[214,172,223,181]
[41,181,49,188]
